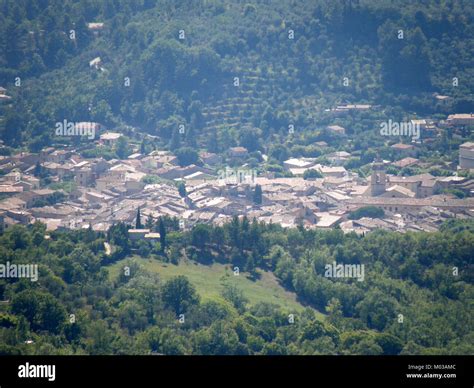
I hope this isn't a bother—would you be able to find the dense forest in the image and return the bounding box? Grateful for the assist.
[0,0,473,159]
[0,218,472,355]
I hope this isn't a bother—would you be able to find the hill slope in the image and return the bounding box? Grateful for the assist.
[1,0,473,152]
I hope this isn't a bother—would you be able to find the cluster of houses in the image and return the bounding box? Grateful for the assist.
[0,115,473,235]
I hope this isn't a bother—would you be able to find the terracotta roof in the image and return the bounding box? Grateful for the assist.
[345,196,474,209]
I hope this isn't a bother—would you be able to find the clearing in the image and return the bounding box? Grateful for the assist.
[108,256,324,318]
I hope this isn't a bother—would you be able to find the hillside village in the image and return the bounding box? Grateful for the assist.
[0,0,473,362]
[0,114,473,238]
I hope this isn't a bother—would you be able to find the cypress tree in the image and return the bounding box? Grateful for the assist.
[253,184,262,205]
[136,207,142,229]
[159,217,167,251]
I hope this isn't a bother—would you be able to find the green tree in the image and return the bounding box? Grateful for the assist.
[191,224,211,251]
[207,126,219,153]
[136,207,142,229]
[221,284,248,313]
[253,184,262,205]
[140,139,147,154]
[348,206,385,220]
[161,276,200,315]
[175,147,199,166]
[178,182,187,198]
[11,290,66,334]
[356,290,398,331]
[34,162,42,178]
[303,169,323,180]
[115,136,130,159]
[169,128,181,151]
[86,320,115,355]
[118,300,148,334]
[158,217,167,252]
[193,321,240,355]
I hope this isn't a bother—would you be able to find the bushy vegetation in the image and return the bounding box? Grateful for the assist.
[0,218,472,355]
[348,206,385,220]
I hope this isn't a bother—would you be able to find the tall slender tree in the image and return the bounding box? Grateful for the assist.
[136,207,142,229]
[178,182,187,198]
[253,184,263,205]
[158,217,167,252]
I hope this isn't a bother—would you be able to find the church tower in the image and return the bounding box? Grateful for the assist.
[371,155,387,196]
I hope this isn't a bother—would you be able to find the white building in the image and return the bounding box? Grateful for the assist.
[447,114,474,126]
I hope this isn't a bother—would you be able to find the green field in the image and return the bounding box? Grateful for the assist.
[108,256,323,317]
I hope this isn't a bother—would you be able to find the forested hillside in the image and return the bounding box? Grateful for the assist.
[1,0,473,153]
[0,219,472,355]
